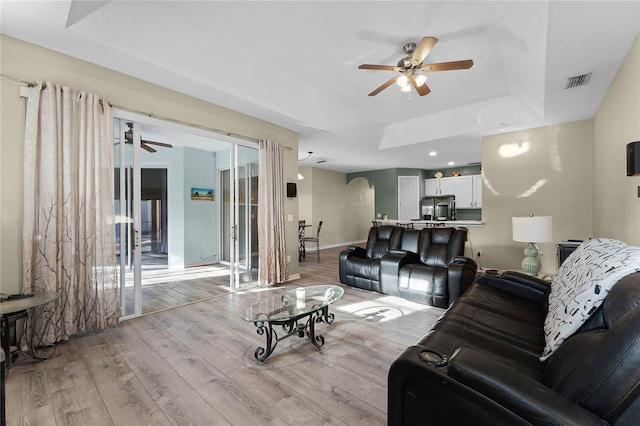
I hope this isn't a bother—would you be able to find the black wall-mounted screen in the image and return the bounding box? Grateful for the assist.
[627,141,640,176]
[287,182,297,197]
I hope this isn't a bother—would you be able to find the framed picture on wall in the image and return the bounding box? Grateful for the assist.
[191,187,214,201]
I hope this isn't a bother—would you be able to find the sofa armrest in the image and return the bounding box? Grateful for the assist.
[474,270,550,304]
[448,348,607,425]
[339,246,367,283]
[447,256,478,304]
[379,250,419,296]
[347,245,366,256]
[501,270,550,292]
[453,256,477,268]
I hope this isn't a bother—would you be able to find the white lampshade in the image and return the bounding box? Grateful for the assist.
[512,216,553,243]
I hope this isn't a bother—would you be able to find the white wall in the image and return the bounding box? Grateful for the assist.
[184,148,217,266]
[472,120,594,273]
[593,33,640,245]
[298,167,374,248]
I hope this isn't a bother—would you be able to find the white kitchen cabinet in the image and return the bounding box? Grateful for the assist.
[425,178,439,196]
[439,177,456,196]
[426,175,482,208]
[472,175,483,208]
[425,177,456,196]
[454,176,474,208]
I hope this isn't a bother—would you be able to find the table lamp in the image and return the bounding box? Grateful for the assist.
[512,215,553,276]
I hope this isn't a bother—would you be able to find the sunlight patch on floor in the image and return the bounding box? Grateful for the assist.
[120,264,231,286]
[336,295,443,323]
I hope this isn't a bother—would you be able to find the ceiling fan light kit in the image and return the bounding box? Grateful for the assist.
[359,36,473,97]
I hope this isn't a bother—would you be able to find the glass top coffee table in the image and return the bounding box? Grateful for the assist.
[241,285,344,362]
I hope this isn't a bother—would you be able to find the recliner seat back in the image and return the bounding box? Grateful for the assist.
[399,228,421,254]
[365,225,403,259]
[544,272,640,424]
[417,228,467,267]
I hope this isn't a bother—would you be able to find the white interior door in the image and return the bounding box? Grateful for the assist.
[398,176,420,220]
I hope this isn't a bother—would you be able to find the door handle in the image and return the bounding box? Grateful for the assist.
[133,227,140,249]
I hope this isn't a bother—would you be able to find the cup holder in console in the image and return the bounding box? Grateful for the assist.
[419,350,448,367]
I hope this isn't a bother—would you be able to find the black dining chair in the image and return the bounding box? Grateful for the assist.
[300,221,323,262]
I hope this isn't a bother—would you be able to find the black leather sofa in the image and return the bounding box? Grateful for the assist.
[339,225,477,308]
[388,270,640,425]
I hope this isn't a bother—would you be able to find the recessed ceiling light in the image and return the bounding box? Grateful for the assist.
[448,161,455,166]
[429,151,437,156]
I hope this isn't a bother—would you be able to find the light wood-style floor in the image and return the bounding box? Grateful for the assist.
[5,246,444,425]
[124,264,236,316]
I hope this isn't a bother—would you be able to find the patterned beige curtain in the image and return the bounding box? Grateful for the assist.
[23,81,118,345]
[257,139,289,285]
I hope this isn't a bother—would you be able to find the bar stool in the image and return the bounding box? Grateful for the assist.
[300,221,323,262]
[396,222,414,229]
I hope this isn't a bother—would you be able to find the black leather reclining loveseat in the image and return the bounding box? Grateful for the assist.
[339,225,477,308]
[388,265,640,425]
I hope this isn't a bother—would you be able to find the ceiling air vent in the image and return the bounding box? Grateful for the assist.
[565,72,592,89]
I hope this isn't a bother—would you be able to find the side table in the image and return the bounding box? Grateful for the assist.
[0,291,60,377]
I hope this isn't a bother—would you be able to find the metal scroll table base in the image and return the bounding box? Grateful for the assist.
[252,305,335,362]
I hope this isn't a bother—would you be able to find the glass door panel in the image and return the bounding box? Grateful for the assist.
[236,146,259,287]
[141,168,168,269]
[220,145,259,290]
[114,119,141,318]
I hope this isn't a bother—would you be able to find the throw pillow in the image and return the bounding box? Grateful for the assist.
[541,238,640,361]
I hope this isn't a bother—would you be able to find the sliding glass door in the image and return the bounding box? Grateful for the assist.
[114,114,259,319]
[220,145,259,290]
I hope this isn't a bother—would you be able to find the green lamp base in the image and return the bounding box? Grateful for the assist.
[521,242,541,276]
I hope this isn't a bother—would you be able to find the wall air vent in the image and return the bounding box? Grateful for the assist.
[565,72,592,89]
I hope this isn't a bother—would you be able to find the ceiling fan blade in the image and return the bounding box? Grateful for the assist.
[410,75,431,96]
[421,59,474,72]
[358,64,403,71]
[368,77,398,96]
[410,37,438,66]
[142,139,173,148]
[141,143,156,153]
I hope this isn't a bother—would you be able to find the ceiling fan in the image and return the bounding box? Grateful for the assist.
[124,122,173,153]
[358,36,473,97]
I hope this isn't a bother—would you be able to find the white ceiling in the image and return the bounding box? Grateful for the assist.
[2,1,639,172]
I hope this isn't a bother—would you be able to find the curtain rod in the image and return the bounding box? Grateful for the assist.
[1,73,40,87]
[1,73,293,150]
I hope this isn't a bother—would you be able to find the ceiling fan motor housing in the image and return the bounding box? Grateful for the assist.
[403,42,417,55]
